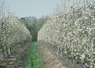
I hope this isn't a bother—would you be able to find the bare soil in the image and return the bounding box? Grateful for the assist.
[38,41,81,68]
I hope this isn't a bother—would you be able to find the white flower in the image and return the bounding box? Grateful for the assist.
[80,54,85,60]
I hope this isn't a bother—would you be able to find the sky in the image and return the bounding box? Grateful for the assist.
[5,0,60,18]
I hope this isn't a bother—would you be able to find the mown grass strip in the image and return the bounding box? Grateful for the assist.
[26,42,43,68]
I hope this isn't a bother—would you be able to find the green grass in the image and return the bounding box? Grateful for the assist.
[26,42,43,68]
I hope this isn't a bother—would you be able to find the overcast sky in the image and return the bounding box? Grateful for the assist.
[6,0,60,18]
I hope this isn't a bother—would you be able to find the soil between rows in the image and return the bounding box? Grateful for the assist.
[38,41,81,68]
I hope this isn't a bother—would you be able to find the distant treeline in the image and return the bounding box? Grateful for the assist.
[20,16,48,41]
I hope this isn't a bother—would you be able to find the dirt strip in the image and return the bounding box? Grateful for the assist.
[38,41,81,68]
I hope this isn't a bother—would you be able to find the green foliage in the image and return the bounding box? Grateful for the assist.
[20,16,47,41]
[20,17,38,41]
[37,16,48,31]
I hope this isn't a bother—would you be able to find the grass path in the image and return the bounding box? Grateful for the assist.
[26,42,43,68]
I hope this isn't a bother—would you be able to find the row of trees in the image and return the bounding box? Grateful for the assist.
[0,0,47,68]
[0,1,32,68]
[38,0,95,68]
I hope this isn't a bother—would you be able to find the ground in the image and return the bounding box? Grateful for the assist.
[38,41,81,68]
